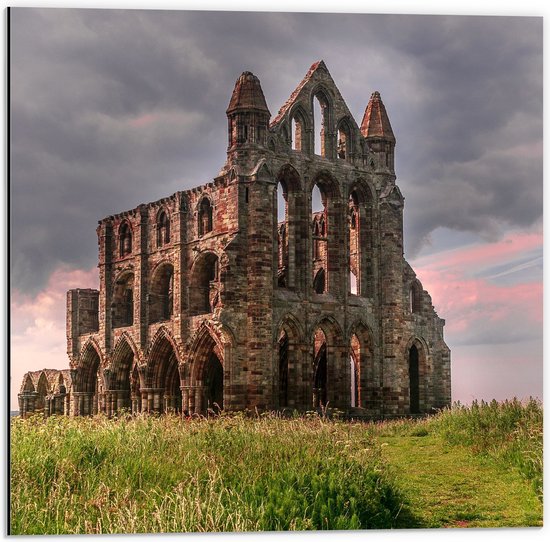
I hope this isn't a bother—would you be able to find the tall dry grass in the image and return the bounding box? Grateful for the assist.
[10,412,403,534]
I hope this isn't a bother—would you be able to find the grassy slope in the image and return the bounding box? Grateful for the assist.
[10,400,543,534]
[382,433,542,528]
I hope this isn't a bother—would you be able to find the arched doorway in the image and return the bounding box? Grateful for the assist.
[75,342,101,416]
[313,328,328,407]
[147,333,181,414]
[204,353,224,411]
[187,326,230,415]
[409,344,420,414]
[278,330,289,408]
[350,334,360,408]
[106,337,135,416]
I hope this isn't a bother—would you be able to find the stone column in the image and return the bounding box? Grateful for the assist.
[194,386,204,415]
[188,387,195,414]
[152,389,163,413]
[181,387,190,415]
[71,393,80,416]
[117,391,125,414]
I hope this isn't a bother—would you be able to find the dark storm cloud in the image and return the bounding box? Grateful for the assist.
[10,9,542,292]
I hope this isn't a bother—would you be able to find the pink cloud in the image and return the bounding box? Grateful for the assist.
[127,112,160,127]
[10,266,98,409]
[411,231,543,402]
[414,230,543,274]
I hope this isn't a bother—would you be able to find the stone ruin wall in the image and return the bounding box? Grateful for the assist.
[19,61,451,419]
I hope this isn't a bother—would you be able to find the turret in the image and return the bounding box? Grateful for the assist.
[361,91,395,172]
[226,71,271,151]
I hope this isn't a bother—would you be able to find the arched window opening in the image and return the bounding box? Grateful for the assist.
[313,328,328,408]
[281,124,289,148]
[119,222,132,257]
[157,210,170,247]
[313,94,327,157]
[205,353,224,411]
[349,190,360,296]
[277,181,289,288]
[313,268,325,294]
[278,330,289,408]
[350,334,361,408]
[190,252,219,315]
[112,273,134,328]
[198,197,213,236]
[313,220,320,260]
[337,121,352,161]
[150,264,174,323]
[411,281,422,313]
[349,270,358,295]
[312,183,328,293]
[291,117,300,151]
[409,345,420,414]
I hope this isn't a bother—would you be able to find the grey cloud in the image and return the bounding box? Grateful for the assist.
[10,9,542,293]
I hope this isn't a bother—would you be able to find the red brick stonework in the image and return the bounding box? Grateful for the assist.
[19,61,451,418]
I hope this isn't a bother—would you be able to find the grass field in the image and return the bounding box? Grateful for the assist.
[10,398,542,534]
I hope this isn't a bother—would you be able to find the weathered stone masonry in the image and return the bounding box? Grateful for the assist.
[19,61,451,418]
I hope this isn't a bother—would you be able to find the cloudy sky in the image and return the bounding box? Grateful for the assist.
[9,6,543,409]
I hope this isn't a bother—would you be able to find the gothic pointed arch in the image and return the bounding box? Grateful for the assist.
[156,207,171,246]
[336,116,354,161]
[189,251,220,315]
[254,159,273,180]
[149,260,174,322]
[198,195,214,236]
[186,323,233,414]
[20,373,35,394]
[288,104,310,152]
[119,220,133,257]
[112,269,135,328]
[35,372,49,412]
[347,178,375,297]
[310,85,333,158]
[410,279,423,314]
[275,313,305,409]
[310,171,342,295]
[144,326,182,413]
[310,316,346,409]
[348,320,376,410]
[275,164,304,290]
[109,333,140,388]
[405,336,431,414]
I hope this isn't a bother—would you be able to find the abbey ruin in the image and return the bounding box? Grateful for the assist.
[18,61,451,418]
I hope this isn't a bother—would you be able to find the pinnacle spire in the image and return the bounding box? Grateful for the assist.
[226,71,270,115]
[360,91,395,143]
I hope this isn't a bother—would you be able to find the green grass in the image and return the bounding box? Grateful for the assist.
[10,399,543,534]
